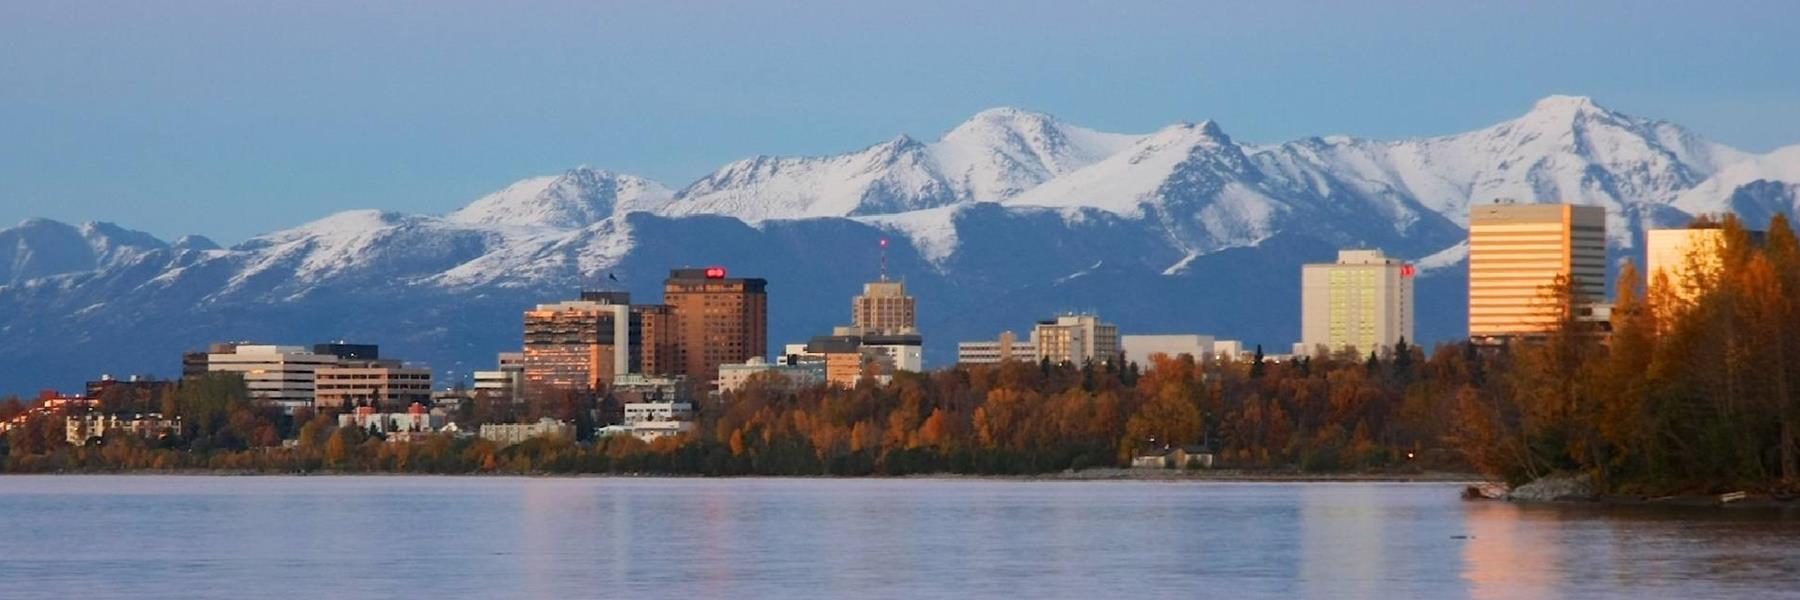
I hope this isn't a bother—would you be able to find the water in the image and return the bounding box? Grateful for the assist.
[1,477,1797,599]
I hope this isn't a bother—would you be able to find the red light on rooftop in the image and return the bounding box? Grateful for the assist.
[704,266,727,279]
[1402,264,1416,278]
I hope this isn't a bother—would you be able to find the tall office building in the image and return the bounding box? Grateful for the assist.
[1468,203,1607,341]
[632,304,679,376]
[1298,249,1414,355]
[1032,314,1120,365]
[1645,226,1730,301]
[851,280,917,334]
[522,292,634,397]
[664,267,768,386]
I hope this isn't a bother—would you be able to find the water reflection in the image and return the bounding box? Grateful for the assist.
[3,477,1799,599]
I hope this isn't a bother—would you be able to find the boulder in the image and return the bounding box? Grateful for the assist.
[1506,472,1596,502]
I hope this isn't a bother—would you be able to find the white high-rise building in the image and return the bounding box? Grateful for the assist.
[206,345,342,413]
[1298,249,1415,355]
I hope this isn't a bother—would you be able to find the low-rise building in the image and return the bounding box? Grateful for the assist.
[1033,314,1120,365]
[479,418,576,447]
[205,344,343,413]
[1121,334,1217,366]
[623,402,695,425]
[957,331,1038,364]
[629,420,694,442]
[473,352,525,403]
[717,357,826,393]
[337,403,445,435]
[66,413,181,445]
[315,364,433,410]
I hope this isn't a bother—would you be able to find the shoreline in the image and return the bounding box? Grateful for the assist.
[3,468,1484,483]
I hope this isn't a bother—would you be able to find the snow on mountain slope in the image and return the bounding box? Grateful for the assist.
[928,107,1139,203]
[446,167,674,229]
[0,219,174,286]
[1262,96,1744,245]
[660,108,1143,221]
[1005,121,1242,217]
[1672,144,1800,222]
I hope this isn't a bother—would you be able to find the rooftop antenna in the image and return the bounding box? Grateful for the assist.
[879,238,889,282]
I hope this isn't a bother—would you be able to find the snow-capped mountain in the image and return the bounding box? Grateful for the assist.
[659,108,1138,221]
[447,167,674,229]
[3,96,1799,395]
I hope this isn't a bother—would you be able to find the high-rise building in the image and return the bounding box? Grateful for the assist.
[633,304,679,376]
[522,293,633,397]
[1468,203,1607,341]
[1032,314,1120,365]
[205,345,342,413]
[664,267,768,386]
[1298,249,1415,355]
[852,280,917,334]
[1645,226,1731,301]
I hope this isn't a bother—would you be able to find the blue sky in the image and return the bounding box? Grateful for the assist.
[3,0,1797,242]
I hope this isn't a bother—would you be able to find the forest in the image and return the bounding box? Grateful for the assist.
[3,215,1797,495]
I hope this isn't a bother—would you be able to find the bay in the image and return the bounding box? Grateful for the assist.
[1,476,1796,599]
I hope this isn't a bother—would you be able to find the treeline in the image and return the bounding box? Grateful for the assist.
[1455,215,1800,495]
[5,344,1476,476]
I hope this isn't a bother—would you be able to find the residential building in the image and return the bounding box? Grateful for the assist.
[337,403,446,435]
[314,364,433,410]
[1032,314,1120,365]
[206,344,343,413]
[717,357,826,393]
[66,412,180,445]
[623,402,695,426]
[664,267,768,386]
[1121,334,1217,366]
[479,418,576,447]
[1468,202,1607,341]
[851,280,917,333]
[957,331,1038,364]
[1298,249,1415,355]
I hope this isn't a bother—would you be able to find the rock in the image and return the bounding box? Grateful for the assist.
[1462,482,1509,500]
[1506,472,1597,502]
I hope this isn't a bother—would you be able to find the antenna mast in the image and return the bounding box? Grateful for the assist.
[879,238,889,281]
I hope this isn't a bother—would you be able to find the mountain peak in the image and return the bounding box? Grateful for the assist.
[448,167,674,229]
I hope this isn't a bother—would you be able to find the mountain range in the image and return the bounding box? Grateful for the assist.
[4,95,1798,394]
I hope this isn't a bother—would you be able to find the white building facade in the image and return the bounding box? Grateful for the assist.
[1298,249,1415,355]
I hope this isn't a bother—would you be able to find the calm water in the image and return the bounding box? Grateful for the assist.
[1,477,1797,599]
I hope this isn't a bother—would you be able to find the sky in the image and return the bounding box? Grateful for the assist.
[3,0,1798,243]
